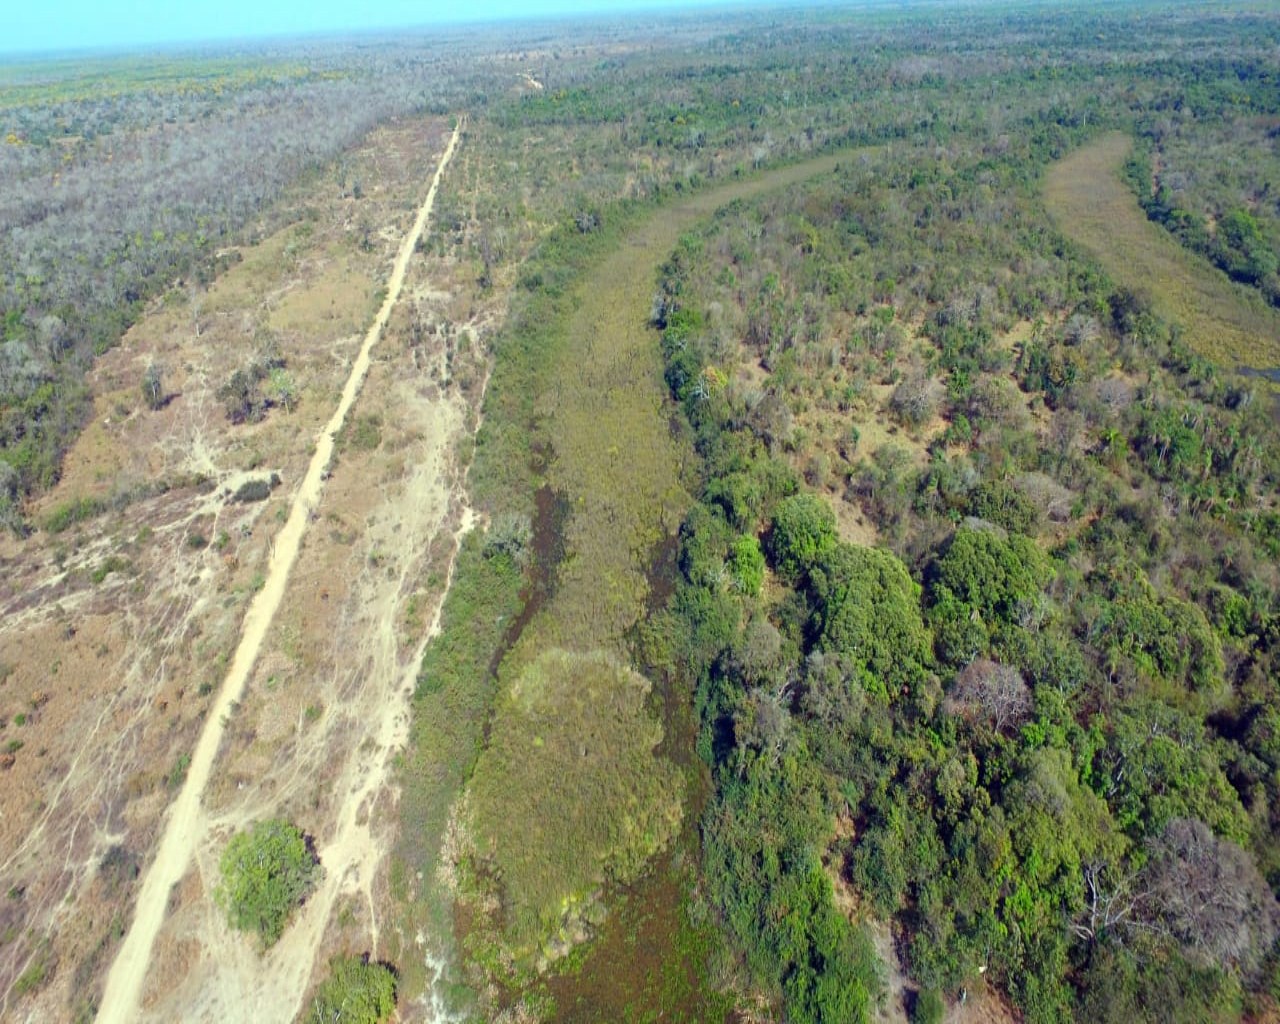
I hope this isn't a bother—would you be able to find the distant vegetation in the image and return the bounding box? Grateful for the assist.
[0,33,482,512]
[1124,64,1280,308]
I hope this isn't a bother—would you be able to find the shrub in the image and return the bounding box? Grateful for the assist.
[890,373,944,427]
[967,479,1039,534]
[729,534,766,596]
[233,478,273,503]
[930,526,1050,627]
[218,367,268,424]
[44,496,107,534]
[809,541,932,698]
[215,819,321,947]
[912,989,945,1024]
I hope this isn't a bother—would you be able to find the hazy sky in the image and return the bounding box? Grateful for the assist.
[6,0,737,56]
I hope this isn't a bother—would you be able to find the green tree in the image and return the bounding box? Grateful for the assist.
[930,526,1050,628]
[810,541,933,699]
[304,954,397,1024]
[215,819,322,947]
[770,493,837,579]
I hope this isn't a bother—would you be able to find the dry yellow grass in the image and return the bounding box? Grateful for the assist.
[1043,131,1280,371]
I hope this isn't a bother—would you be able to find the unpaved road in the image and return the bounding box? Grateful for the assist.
[96,117,464,1024]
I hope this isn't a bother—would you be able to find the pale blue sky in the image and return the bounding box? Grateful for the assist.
[5,0,739,56]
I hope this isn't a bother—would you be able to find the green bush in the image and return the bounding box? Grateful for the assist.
[233,478,273,503]
[44,495,107,534]
[302,954,396,1024]
[967,479,1039,534]
[930,526,1050,627]
[729,534,766,596]
[912,989,945,1024]
[215,819,322,947]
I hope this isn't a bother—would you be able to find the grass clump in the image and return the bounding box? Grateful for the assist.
[44,496,107,534]
[338,413,383,454]
[301,954,396,1024]
[215,818,321,947]
[463,648,683,958]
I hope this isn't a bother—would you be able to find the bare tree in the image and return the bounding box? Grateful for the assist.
[1144,818,1280,973]
[945,658,1033,733]
[1071,860,1159,945]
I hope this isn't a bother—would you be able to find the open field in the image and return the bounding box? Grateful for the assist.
[1044,131,1280,372]
[0,113,485,1022]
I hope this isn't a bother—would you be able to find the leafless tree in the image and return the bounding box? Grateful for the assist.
[1071,860,1159,945]
[1072,819,1280,976]
[1144,818,1280,973]
[945,658,1033,733]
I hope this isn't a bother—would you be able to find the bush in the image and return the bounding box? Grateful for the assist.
[729,534,766,596]
[967,479,1039,534]
[809,541,933,698]
[303,955,396,1024]
[44,495,107,534]
[890,373,943,427]
[233,477,274,503]
[215,819,321,947]
[912,989,945,1024]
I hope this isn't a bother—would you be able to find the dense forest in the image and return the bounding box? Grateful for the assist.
[651,152,1280,1020]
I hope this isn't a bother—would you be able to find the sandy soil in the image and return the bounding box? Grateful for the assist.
[92,119,465,1024]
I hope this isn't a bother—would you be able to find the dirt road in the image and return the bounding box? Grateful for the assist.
[96,117,464,1024]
